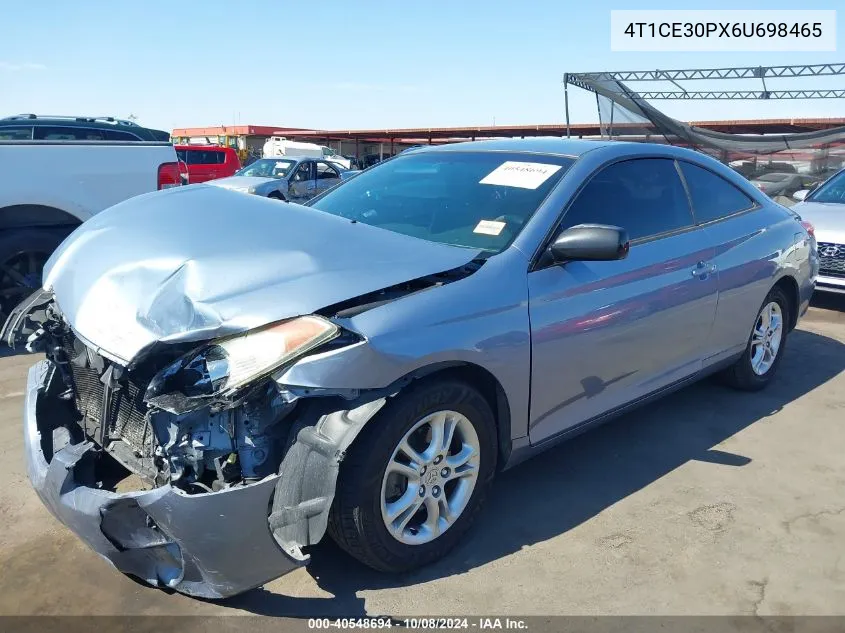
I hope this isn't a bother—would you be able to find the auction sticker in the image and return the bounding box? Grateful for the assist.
[480,161,562,189]
[474,219,506,236]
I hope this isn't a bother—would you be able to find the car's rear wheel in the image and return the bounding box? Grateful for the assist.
[721,286,789,391]
[327,378,497,572]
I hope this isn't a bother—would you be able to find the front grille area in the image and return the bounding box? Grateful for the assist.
[61,335,154,457]
[817,242,845,278]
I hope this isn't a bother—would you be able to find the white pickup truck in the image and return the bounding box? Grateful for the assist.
[262,136,352,169]
[0,139,181,321]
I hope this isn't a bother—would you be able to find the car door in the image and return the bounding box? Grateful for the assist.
[289,161,316,200]
[315,161,342,194]
[527,157,719,445]
[675,160,782,363]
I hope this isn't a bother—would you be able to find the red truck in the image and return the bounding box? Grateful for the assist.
[174,145,241,183]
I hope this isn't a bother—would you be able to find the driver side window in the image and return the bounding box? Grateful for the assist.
[561,158,693,241]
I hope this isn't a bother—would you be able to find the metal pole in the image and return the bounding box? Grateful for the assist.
[564,75,571,138]
[595,93,603,138]
[609,101,615,139]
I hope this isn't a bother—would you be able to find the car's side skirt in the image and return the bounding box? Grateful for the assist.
[502,352,742,471]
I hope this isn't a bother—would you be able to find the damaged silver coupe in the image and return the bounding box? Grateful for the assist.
[5,139,815,598]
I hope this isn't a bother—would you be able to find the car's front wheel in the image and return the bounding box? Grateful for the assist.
[722,285,790,390]
[327,378,497,572]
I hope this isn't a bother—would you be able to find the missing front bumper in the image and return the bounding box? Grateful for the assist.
[23,360,305,599]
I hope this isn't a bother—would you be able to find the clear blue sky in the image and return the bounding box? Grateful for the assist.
[1,0,843,132]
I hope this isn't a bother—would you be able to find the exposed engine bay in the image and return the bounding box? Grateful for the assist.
[16,295,302,493]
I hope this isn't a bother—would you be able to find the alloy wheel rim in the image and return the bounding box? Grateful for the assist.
[380,409,480,545]
[750,301,783,376]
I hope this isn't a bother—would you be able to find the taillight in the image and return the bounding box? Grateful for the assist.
[158,162,181,190]
[800,220,815,238]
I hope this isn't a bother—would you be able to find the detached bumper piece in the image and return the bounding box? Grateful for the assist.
[24,360,305,599]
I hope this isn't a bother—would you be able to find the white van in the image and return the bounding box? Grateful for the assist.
[263,137,351,169]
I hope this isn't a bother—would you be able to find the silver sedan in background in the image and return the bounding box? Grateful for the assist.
[6,139,816,598]
[207,156,345,201]
[750,172,816,199]
[792,167,845,293]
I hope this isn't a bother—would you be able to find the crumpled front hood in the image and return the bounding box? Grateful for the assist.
[44,185,481,363]
[206,176,276,190]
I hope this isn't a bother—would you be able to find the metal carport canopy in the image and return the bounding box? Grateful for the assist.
[285,118,845,144]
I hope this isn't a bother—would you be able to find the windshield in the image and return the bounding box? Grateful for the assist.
[308,151,574,253]
[236,158,296,178]
[808,170,845,204]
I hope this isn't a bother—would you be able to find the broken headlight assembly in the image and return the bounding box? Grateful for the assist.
[144,315,339,413]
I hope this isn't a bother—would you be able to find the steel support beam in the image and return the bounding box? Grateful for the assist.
[626,89,845,100]
[565,63,845,101]
[566,63,845,83]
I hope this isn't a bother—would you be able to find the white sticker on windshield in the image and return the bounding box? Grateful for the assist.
[479,161,563,189]
[474,219,506,236]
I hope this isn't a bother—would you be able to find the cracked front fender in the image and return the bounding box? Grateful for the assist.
[268,398,387,553]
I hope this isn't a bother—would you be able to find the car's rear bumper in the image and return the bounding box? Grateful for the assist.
[24,360,305,599]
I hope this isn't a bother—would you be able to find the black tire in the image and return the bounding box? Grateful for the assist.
[327,378,498,573]
[267,191,285,200]
[0,228,70,323]
[721,285,790,391]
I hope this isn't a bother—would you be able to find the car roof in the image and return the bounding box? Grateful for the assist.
[0,115,169,140]
[249,156,309,164]
[402,137,745,173]
[2,116,131,129]
[407,137,622,158]
[175,144,235,151]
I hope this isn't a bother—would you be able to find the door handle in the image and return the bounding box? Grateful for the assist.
[690,262,716,278]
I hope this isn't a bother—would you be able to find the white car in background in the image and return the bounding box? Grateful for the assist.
[792,167,845,294]
[262,136,351,169]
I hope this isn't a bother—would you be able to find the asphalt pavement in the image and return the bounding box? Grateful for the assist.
[0,297,843,619]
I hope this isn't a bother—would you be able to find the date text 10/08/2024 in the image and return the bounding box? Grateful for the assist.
[308,618,530,630]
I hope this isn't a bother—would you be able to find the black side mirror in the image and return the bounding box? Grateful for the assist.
[548,224,630,263]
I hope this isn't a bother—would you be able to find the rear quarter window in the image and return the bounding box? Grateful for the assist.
[102,130,142,141]
[678,162,755,224]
